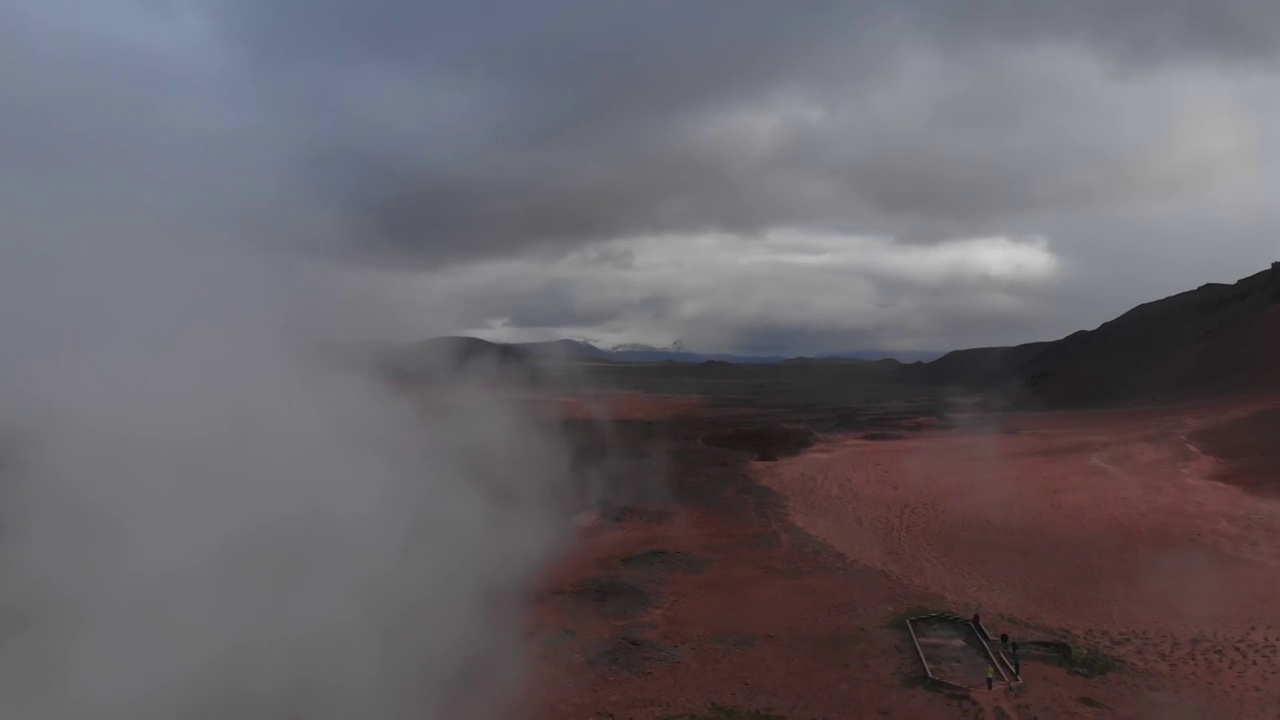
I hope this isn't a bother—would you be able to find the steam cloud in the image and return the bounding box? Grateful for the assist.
[0,235,590,718]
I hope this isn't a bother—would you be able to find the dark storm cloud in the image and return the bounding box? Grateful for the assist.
[4,0,1277,354]
[204,0,859,260]
[200,0,1280,262]
[912,0,1280,65]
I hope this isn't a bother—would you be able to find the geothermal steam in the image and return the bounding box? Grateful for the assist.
[0,238,583,719]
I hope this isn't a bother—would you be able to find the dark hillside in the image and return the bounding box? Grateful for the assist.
[1015,264,1280,405]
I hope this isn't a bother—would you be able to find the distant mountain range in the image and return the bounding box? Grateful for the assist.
[398,262,1280,407]
[419,337,943,365]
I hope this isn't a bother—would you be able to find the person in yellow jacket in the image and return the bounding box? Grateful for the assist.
[986,664,995,690]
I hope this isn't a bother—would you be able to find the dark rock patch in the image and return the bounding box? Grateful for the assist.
[702,425,815,461]
[561,578,654,619]
[862,432,907,441]
[706,634,759,650]
[621,622,659,636]
[831,409,950,433]
[599,503,674,525]
[529,628,577,647]
[589,634,682,676]
[619,549,708,575]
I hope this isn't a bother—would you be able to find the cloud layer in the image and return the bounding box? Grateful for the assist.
[4,0,1279,352]
[377,232,1063,353]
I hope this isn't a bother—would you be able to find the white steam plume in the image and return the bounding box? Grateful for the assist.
[0,234,586,719]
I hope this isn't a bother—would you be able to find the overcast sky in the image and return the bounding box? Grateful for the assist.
[5,1,1279,354]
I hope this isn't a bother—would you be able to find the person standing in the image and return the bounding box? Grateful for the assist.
[986,664,995,691]
[1012,648,1022,678]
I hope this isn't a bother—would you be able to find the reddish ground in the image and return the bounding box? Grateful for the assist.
[520,393,1280,719]
[550,393,731,422]
[1189,403,1280,496]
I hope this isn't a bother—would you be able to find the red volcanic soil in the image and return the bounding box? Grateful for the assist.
[522,406,966,720]
[1190,403,1280,497]
[551,393,730,421]
[758,396,1280,718]
[520,394,1280,719]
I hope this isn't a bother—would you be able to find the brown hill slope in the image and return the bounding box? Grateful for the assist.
[907,341,1052,386]
[910,263,1280,406]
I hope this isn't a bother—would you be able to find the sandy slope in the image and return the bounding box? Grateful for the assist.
[758,396,1280,718]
